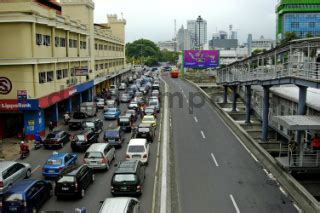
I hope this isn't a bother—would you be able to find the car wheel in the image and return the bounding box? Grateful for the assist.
[91,174,95,182]
[25,169,31,178]
[80,188,85,198]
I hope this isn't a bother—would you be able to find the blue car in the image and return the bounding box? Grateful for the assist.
[104,107,121,120]
[2,179,52,213]
[42,152,77,178]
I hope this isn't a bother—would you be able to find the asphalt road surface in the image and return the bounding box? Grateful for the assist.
[164,75,297,213]
[16,91,160,213]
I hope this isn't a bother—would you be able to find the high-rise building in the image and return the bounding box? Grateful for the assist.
[177,25,191,51]
[187,16,207,49]
[276,0,320,42]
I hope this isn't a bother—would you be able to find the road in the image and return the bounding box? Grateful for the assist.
[16,91,160,213]
[164,75,297,213]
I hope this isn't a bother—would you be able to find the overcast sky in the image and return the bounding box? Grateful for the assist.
[93,0,279,43]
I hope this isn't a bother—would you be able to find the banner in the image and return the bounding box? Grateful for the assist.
[184,50,219,68]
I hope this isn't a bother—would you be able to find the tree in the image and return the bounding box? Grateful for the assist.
[125,39,161,65]
[281,32,298,45]
[306,32,314,38]
[252,49,266,56]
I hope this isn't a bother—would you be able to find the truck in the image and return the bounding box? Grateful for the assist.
[80,102,97,117]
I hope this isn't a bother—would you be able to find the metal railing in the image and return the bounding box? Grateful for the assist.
[288,152,320,168]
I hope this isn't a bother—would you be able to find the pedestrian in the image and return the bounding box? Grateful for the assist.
[316,54,320,79]
[288,135,297,166]
[311,133,320,151]
[49,121,54,132]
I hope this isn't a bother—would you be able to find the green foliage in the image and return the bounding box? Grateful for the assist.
[252,49,267,56]
[125,38,179,65]
[306,32,314,38]
[281,32,298,45]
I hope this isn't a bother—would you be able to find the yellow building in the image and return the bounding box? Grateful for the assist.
[0,0,128,139]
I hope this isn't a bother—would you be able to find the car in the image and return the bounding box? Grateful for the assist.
[99,197,140,213]
[127,89,135,98]
[133,123,156,143]
[118,116,133,133]
[96,98,105,109]
[128,76,134,83]
[82,119,103,135]
[0,161,32,195]
[135,91,143,98]
[72,111,86,119]
[104,99,117,111]
[42,152,77,178]
[128,102,139,111]
[103,127,125,148]
[138,86,147,94]
[55,165,94,199]
[2,179,53,213]
[152,83,160,91]
[151,90,160,101]
[125,110,138,122]
[71,129,98,152]
[43,131,71,149]
[84,143,116,170]
[104,108,121,120]
[120,93,131,103]
[68,119,83,131]
[143,106,157,118]
[110,160,145,196]
[126,139,149,165]
[142,115,157,127]
[148,99,160,113]
[119,83,127,90]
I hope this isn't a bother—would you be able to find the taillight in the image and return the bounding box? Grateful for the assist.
[143,154,147,158]
[0,201,2,207]
[0,181,3,187]
[136,185,141,192]
[75,183,78,189]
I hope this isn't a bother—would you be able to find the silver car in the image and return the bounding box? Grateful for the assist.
[0,161,32,195]
[99,197,140,213]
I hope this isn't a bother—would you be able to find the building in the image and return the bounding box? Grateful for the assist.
[209,35,238,50]
[0,0,127,139]
[157,40,177,52]
[251,36,275,51]
[276,0,320,42]
[177,25,191,51]
[187,16,207,49]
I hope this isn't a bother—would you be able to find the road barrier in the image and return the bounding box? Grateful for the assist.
[184,79,320,213]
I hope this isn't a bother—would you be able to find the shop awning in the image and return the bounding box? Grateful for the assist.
[271,115,320,131]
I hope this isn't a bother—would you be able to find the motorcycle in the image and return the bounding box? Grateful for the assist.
[20,150,30,159]
[34,140,42,150]
[64,112,71,125]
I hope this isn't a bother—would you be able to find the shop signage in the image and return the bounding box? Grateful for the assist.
[75,67,89,76]
[17,90,28,102]
[0,77,12,95]
[0,99,38,111]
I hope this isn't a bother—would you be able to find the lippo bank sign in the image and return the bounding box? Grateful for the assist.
[0,99,38,111]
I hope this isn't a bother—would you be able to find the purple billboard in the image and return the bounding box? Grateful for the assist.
[184,50,219,68]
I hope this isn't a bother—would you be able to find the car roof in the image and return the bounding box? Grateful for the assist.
[143,115,154,119]
[139,123,152,128]
[0,161,16,171]
[114,160,139,174]
[129,139,147,145]
[100,197,138,213]
[7,179,39,194]
[49,130,64,135]
[86,143,108,152]
[48,152,68,160]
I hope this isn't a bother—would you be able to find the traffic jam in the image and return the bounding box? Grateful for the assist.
[0,67,162,213]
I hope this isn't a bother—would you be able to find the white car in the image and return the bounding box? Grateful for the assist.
[97,98,105,109]
[126,139,149,165]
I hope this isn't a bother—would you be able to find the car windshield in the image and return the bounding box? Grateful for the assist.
[83,122,94,128]
[138,128,150,132]
[113,174,137,183]
[73,112,85,119]
[145,109,153,114]
[107,108,116,113]
[58,176,75,183]
[5,193,23,202]
[128,145,145,152]
[46,133,59,139]
[105,131,119,138]
[84,152,103,159]
[46,159,62,165]
[143,117,154,122]
[75,135,85,141]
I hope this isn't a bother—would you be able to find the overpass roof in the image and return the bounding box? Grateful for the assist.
[271,116,320,130]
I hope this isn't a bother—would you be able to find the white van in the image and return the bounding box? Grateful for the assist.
[126,139,149,165]
[99,197,140,213]
[84,143,115,170]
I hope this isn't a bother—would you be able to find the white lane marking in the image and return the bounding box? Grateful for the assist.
[210,153,219,167]
[279,186,288,197]
[194,116,198,123]
[201,131,206,139]
[229,194,240,213]
[183,94,187,99]
[293,203,302,213]
[31,165,40,174]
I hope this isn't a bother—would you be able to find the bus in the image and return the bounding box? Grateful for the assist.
[170,69,179,78]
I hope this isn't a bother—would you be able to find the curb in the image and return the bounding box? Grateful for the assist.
[184,78,320,213]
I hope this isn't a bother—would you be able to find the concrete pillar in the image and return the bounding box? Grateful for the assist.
[245,85,252,124]
[87,88,92,102]
[51,103,59,123]
[77,93,82,109]
[223,86,228,103]
[65,98,72,113]
[297,86,307,162]
[262,86,270,141]
[232,85,237,112]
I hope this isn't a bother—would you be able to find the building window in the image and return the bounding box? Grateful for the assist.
[69,39,77,48]
[95,64,98,71]
[95,43,98,50]
[70,68,75,76]
[39,72,46,84]
[36,34,43,45]
[60,38,66,47]
[63,69,68,78]
[99,64,104,70]
[99,44,103,50]
[55,37,60,47]
[291,22,299,28]
[105,63,108,68]
[104,45,107,50]
[43,35,51,46]
[56,70,62,79]
[309,22,316,28]
[47,71,54,82]
[80,41,87,49]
